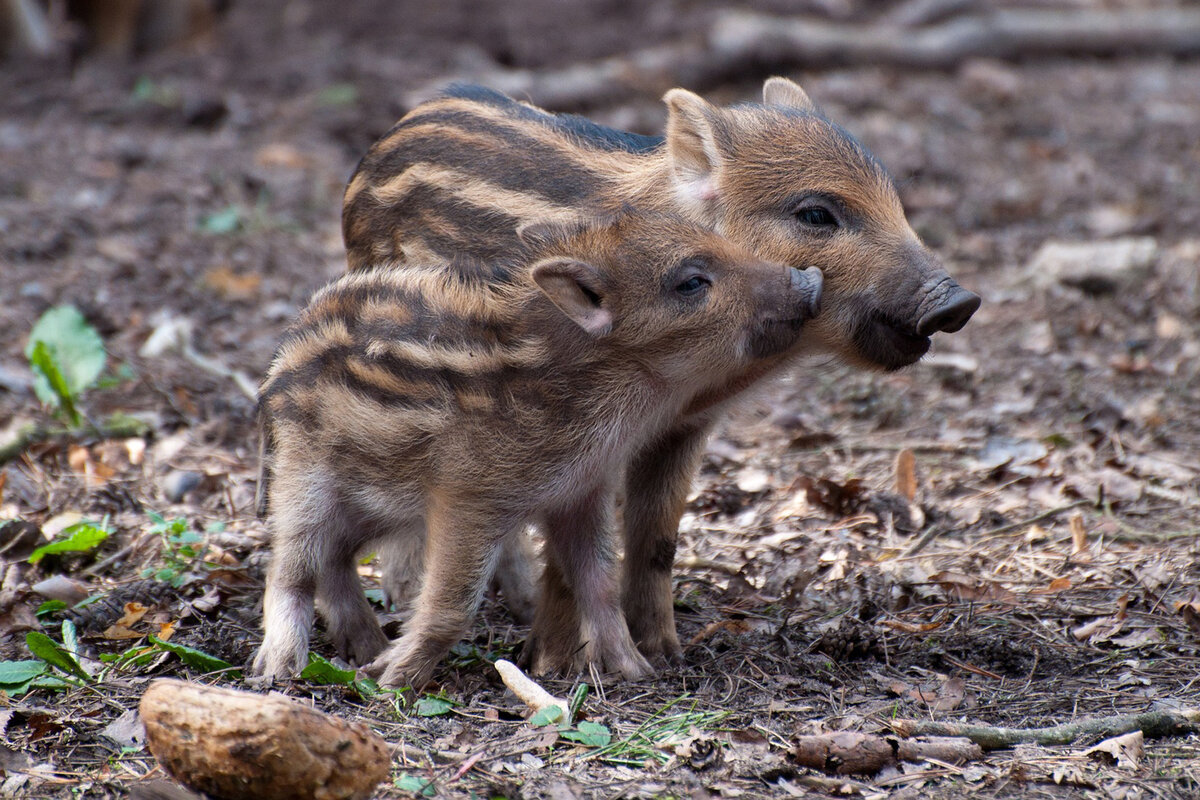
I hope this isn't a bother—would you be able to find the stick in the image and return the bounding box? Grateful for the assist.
[494,659,568,721]
[889,709,1200,750]
[712,8,1200,70]
[405,8,1200,111]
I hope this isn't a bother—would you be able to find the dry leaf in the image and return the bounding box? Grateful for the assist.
[204,265,262,301]
[255,142,311,169]
[1084,730,1143,769]
[117,602,149,628]
[1069,513,1087,554]
[158,620,178,641]
[894,448,917,501]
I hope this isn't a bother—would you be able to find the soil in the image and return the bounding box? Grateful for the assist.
[2,1,1200,798]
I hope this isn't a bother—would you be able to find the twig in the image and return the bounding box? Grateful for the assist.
[712,8,1200,70]
[889,709,1200,750]
[405,8,1200,110]
[494,659,568,721]
[976,499,1092,539]
[0,416,150,465]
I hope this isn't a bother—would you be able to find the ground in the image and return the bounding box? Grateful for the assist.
[2,1,1200,798]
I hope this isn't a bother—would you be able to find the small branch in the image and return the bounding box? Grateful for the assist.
[494,659,568,721]
[405,8,1200,111]
[889,709,1200,750]
[0,416,150,465]
[977,499,1092,539]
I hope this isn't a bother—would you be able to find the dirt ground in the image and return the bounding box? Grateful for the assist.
[2,1,1200,798]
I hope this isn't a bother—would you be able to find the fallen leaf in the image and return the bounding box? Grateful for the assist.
[894,448,917,501]
[1084,730,1143,769]
[116,602,149,628]
[1069,513,1087,554]
[255,142,312,169]
[203,265,262,301]
[31,575,90,605]
[100,709,145,748]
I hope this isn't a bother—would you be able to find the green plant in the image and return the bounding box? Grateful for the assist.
[142,512,208,587]
[29,518,111,564]
[299,652,379,699]
[25,306,106,425]
[585,697,728,766]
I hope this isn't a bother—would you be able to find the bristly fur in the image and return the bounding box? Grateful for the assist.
[328,77,978,672]
[252,209,823,688]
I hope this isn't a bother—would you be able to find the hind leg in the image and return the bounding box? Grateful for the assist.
[379,522,539,624]
[367,497,518,688]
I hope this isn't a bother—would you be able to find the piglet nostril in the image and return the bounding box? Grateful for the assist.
[917,288,980,335]
[790,266,823,318]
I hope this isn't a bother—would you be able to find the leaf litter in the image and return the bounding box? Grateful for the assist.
[3,2,1200,798]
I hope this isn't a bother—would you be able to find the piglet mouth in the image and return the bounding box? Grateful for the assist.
[853,309,931,371]
[747,316,807,359]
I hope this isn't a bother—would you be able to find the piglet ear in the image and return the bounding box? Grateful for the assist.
[530,258,613,337]
[762,76,817,113]
[662,88,723,213]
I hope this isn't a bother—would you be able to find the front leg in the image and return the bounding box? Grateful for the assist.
[533,486,651,680]
[622,422,713,663]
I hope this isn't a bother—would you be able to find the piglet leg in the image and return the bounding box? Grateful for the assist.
[366,498,517,688]
[536,486,651,680]
[622,422,712,663]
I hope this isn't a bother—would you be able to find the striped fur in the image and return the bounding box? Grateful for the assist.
[338,78,978,666]
[252,211,823,687]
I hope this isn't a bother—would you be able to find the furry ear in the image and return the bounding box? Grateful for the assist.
[762,76,817,113]
[530,258,613,337]
[662,88,723,211]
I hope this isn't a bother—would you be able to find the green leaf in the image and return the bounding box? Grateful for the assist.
[148,635,240,678]
[317,83,358,107]
[29,521,109,564]
[36,600,68,617]
[29,341,79,424]
[413,695,455,717]
[300,653,356,686]
[394,774,436,797]
[61,620,81,662]
[26,631,90,681]
[528,705,562,727]
[25,306,106,419]
[0,660,47,689]
[199,205,242,235]
[568,682,589,725]
[561,720,611,748]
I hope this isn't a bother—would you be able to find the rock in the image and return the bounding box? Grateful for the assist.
[1028,237,1158,295]
[162,470,203,502]
[140,680,390,800]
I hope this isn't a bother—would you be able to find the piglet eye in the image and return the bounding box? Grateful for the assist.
[796,206,838,228]
[675,275,710,296]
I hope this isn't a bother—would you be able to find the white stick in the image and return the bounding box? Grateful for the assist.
[494,659,568,721]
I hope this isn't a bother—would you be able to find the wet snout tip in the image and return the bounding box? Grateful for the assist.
[917,288,980,335]
[791,265,824,318]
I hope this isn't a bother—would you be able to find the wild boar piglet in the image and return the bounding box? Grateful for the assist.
[251,210,823,687]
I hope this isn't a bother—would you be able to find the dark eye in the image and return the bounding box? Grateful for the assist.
[795,206,838,228]
[675,275,710,296]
